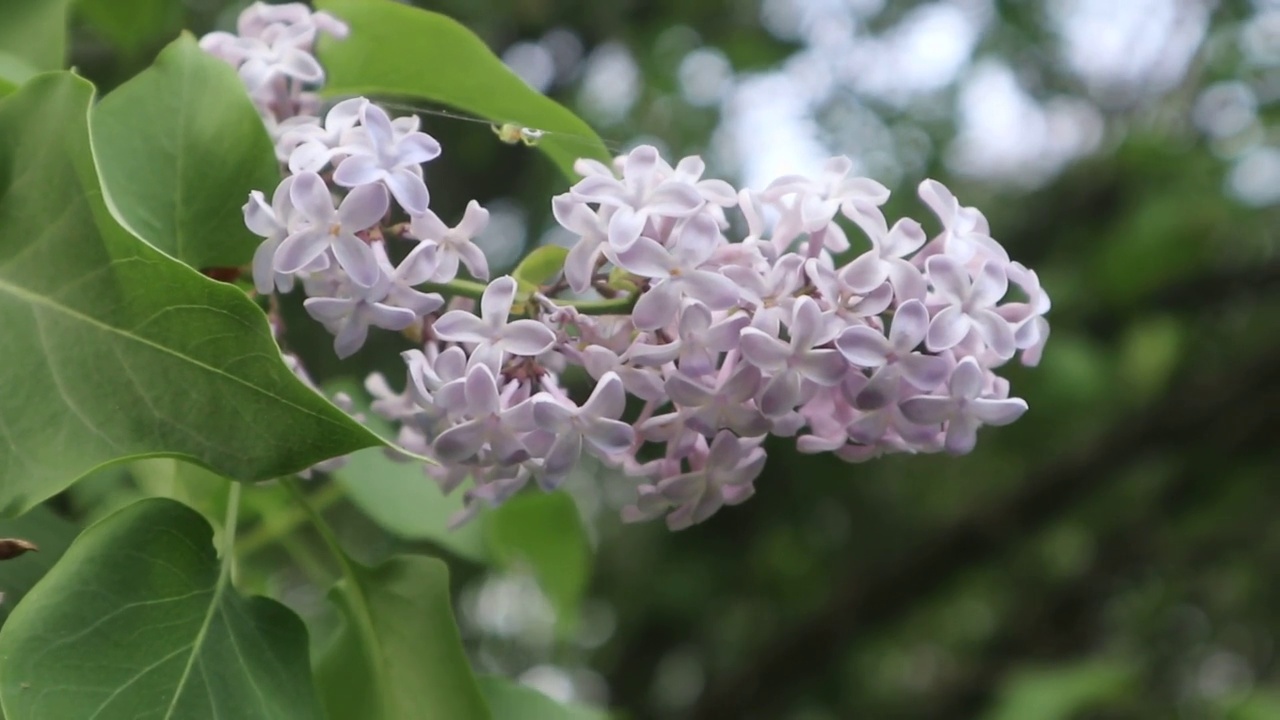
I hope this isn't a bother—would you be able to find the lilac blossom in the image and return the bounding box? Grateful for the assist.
[332,102,441,215]
[273,172,388,287]
[900,357,1028,454]
[614,214,739,330]
[215,24,1053,533]
[532,373,635,489]
[244,175,300,294]
[409,200,491,282]
[924,255,1016,359]
[567,144,706,251]
[739,297,848,416]
[432,276,556,364]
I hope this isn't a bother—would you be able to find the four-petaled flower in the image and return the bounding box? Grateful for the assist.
[333,102,441,215]
[900,357,1028,455]
[433,276,557,366]
[273,171,388,287]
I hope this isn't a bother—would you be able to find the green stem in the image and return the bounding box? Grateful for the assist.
[222,481,242,573]
[237,480,347,557]
[419,279,638,315]
[283,478,393,707]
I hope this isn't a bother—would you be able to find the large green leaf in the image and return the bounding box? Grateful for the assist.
[76,0,182,58]
[91,34,281,269]
[0,74,384,515]
[0,505,77,627]
[0,498,323,720]
[0,0,72,72]
[0,52,37,98]
[485,492,590,634]
[316,555,491,720]
[313,0,611,180]
[477,677,608,720]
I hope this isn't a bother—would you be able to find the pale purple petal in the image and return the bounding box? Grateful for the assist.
[336,182,390,231]
[563,237,601,292]
[671,214,721,267]
[679,271,739,310]
[384,168,430,215]
[433,311,491,343]
[926,306,970,352]
[332,316,369,359]
[481,276,518,326]
[608,206,645,250]
[632,281,681,330]
[331,155,383,188]
[759,372,802,417]
[881,218,926,258]
[841,251,887,294]
[970,397,1028,425]
[972,309,1016,359]
[243,190,277,237]
[584,419,634,456]
[614,236,674,278]
[797,349,847,385]
[397,133,442,165]
[970,261,1009,307]
[366,304,417,331]
[273,228,329,274]
[409,209,449,240]
[925,255,969,303]
[887,259,928,302]
[889,299,930,350]
[303,297,354,323]
[944,414,980,455]
[582,372,626,419]
[898,354,950,391]
[788,297,825,351]
[289,172,337,222]
[665,373,713,406]
[542,433,582,487]
[739,329,790,371]
[433,420,487,463]
[501,320,556,356]
[900,395,955,425]
[455,241,490,280]
[647,183,703,215]
[836,326,890,367]
[464,365,501,415]
[332,233,381,287]
[949,357,985,400]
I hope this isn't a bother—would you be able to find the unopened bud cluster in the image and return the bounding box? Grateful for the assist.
[205,3,1051,530]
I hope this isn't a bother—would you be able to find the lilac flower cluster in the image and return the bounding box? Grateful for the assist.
[208,3,1051,530]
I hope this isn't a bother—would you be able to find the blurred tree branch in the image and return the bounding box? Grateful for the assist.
[690,339,1280,720]
[926,380,1280,718]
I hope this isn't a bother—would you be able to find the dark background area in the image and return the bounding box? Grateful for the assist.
[65,0,1280,717]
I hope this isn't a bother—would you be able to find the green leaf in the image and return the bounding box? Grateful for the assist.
[0,73,384,516]
[485,492,590,634]
[477,677,609,720]
[0,0,72,72]
[313,0,611,180]
[513,245,570,290]
[91,34,281,269]
[0,497,323,720]
[328,383,487,562]
[76,0,181,57]
[0,505,78,627]
[316,555,491,720]
[0,52,38,98]
[983,659,1136,720]
[130,458,230,535]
